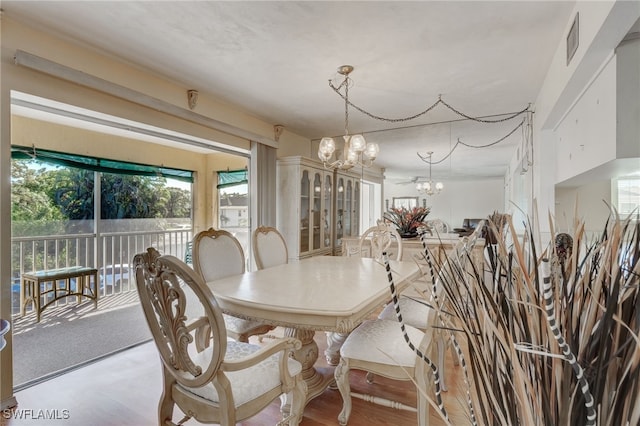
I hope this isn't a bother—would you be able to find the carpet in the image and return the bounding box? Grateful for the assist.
[11,291,152,389]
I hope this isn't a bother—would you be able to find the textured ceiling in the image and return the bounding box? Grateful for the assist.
[2,1,577,181]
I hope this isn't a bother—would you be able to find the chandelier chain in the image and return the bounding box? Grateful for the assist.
[458,119,524,148]
[438,98,531,123]
[329,80,530,124]
[418,118,525,165]
[344,76,350,135]
[319,67,380,171]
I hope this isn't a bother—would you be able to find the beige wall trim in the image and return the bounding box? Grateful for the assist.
[12,97,249,158]
[14,50,278,148]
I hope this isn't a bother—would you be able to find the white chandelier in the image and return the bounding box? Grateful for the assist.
[416,151,443,195]
[318,65,379,170]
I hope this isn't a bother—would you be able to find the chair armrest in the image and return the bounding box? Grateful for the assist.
[221,337,301,372]
[186,316,209,332]
[186,316,213,351]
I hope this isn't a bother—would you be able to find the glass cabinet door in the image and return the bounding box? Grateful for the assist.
[322,173,332,249]
[312,172,322,250]
[300,170,310,254]
[344,180,353,237]
[353,180,360,237]
[335,177,345,248]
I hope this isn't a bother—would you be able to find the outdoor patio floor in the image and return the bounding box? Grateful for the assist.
[10,291,151,389]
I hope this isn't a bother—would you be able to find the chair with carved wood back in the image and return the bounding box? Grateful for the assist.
[133,247,307,426]
[192,228,273,342]
[334,233,481,425]
[365,219,430,337]
[357,220,412,359]
[376,223,485,393]
[324,220,404,367]
[358,220,403,261]
[250,226,287,341]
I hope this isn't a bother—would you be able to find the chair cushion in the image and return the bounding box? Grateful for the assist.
[340,319,425,367]
[183,341,302,406]
[378,297,431,330]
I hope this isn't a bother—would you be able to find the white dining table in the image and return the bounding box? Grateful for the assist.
[206,255,423,402]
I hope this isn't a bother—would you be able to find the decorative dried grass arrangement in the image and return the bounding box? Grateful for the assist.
[431,211,639,425]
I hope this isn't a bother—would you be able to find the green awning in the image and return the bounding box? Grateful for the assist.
[11,145,193,182]
[217,169,248,189]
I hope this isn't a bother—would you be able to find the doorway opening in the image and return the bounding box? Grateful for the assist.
[9,91,249,389]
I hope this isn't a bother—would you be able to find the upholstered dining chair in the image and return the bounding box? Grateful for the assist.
[377,228,431,324]
[358,220,403,261]
[133,247,307,426]
[334,250,455,426]
[192,228,273,342]
[252,226,288,270]
[377,223,485,391]
[336,232,484,425]
[378,227,477,325]
[325,220,404,366]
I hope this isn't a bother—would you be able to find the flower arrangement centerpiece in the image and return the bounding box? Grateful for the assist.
[383,206,430,238]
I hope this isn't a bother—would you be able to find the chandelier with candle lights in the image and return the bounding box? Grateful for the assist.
[415,151,444,195]
[318,65,380,170]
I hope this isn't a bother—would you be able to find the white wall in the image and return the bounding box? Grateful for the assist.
[384,178,504,231]
[549,52,618,236]
[555,180,612,234]
[548,20,640,237]
[513,1,640,237]
[616,35,640,159]
[554,56,617,183]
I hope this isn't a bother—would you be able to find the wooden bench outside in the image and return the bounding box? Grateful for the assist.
[21,266,98,322]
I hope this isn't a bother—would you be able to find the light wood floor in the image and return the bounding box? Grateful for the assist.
[3,328,471,425]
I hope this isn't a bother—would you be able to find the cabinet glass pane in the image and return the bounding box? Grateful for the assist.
[312,172,322,250]
[323,174,332,248]
[345,180,352,237]
[354,180,360,236]
[300,170,310,253]
[336,177,345,247]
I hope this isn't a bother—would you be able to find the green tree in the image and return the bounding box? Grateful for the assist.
[12,159,192,221]
[166,187,191,218]
[11,162,63,222]
[50,168,95,220]
[100,173,153,219]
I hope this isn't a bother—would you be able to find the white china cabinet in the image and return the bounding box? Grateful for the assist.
[277,156,361,260]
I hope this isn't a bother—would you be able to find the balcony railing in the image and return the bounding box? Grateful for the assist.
[10,228,192,315]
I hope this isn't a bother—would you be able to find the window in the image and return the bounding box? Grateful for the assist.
[392,196,419,210]
[11,151,194,311]
[617,178,640,216]
[217,169,249,259]
[11,148,193,233]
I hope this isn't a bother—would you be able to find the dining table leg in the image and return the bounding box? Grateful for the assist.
[284,327,335,403]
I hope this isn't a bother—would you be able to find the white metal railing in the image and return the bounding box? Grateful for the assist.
[10,228,192,315]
